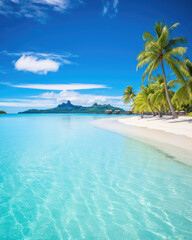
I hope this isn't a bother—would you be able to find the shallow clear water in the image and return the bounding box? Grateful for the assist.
[0,114,192,240]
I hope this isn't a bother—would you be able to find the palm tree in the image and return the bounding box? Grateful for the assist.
[132,85,156,117]
[150,74,175,116]
[173,57,192,108]
[137,22,187,118]
[123,85,136,104]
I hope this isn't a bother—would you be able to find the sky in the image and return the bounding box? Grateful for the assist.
[0,0,192,113]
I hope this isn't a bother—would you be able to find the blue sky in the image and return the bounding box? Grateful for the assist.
[0,0,192,113]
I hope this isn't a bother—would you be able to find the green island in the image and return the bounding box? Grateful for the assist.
[19,101,125,114]
[0,110,6,114]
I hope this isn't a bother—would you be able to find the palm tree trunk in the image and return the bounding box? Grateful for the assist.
[160,59,178,118]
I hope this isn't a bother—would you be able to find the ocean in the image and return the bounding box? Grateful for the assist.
[0,114,192,239]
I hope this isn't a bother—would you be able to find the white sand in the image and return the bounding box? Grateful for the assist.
[119,116,192,139]
[92,116,192,166]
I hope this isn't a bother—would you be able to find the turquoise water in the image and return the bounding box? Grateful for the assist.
[0,114,192,240]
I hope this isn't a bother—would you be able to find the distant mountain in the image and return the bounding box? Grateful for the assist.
[19,101,125,114]
[0,110,6,114]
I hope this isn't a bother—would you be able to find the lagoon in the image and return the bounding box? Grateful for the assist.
[0,114,192,239]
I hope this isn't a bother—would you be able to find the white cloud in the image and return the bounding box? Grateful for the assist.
[103,6,108,15]
[0,0,81,21]
[103,0,119,17]
[0,0,119,21]
[33,0,69,9]
[37,90,123,107]
[0,82,129,109]
[0,81,128,109]
[5,83,108,90]
[11,52,74,74]
[10,0,19,3]
[0,90,127,109]
[7,51,74,59]
[15,55,60,74]
[113,0,118,8]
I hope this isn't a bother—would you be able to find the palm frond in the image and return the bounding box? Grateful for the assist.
[164,47,187,57]
[157,26,169,48]
[136,54,157,70]
[167,79,177,88]
[143,32,155,42]
[173,84,189,106]
[148,59,159,82]
[142,60,156,83]
[184,58,192,76]
[166,37,187,49]
[165,57,185,83]
[154,21,164,38]
[169,23,180,30]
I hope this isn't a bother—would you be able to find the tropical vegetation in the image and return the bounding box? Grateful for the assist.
[123,21,192,118]
[123,86,136,104]
[19,101,125,114]
[0,110,6,114]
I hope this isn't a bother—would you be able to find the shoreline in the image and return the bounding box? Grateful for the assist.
[92,116,192,166]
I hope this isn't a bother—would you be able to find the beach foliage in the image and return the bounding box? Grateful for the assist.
[173,57,192,107]
[123,85,136,104]
[124,21,192,118]
[136,21,187,118]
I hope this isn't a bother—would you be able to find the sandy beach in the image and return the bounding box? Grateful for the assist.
[119,116,192,139]
[92,116,192,166]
